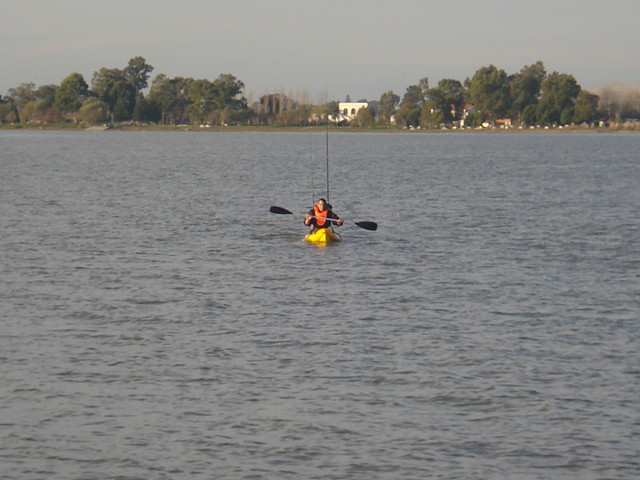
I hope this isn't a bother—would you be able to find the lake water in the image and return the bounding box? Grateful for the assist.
[1,130,638,479]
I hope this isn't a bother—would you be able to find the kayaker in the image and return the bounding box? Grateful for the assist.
[304,198,344,232]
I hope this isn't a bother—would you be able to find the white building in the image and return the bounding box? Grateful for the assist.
[330,102,369,123]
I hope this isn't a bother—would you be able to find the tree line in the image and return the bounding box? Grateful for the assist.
[1,57,638,128]
[0,57,250,126]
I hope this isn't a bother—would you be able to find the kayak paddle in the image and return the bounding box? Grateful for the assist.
[269,205,294,215]
[269,205,378,231]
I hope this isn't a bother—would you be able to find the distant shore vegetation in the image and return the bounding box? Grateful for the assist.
[1,56,639,131]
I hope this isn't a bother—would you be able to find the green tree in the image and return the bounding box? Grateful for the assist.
[522,104,538,126]
[425,78,465,125]
[354,106,375,128]
[420,99,445,128]
[124,56,153,95]
[112,96,131,122]
[536,72,581,125]
[402,84,425,105]
[181,74,248,125]
[508,61,546,121]
[394,105,421,127]
[463,109,485,128]
[185,78,216,124]
[132,94,161,123]
[560,107,574,125]
[395,84,426,127]
[7,82,36,122]
[379,90,400,127]
[418,77,430,96]
[275,104,312,126]
[572,90,599,124]
[55,73,89,115]
[21,99,52,123]
[0,96,15,123]
[79,97,109,124]
[324,101,339,123]
[148,74,190,124]
[212,74,247,113]
[468,65,510,121]
[14,84,58,123]
[223,105,254,126]
[91,67,131,121]
[91,57,153,121]
[34,84,57,105]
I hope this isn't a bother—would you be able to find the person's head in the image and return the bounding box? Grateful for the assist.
[317,198,328,210]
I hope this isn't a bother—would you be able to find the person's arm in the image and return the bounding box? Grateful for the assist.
[304,209,314,225]
[329,210,344,226]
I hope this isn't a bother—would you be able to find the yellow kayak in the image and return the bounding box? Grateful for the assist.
[304,227,341,246]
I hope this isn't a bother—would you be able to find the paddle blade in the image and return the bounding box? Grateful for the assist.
[270,206,293,214]
[355,221,378,231]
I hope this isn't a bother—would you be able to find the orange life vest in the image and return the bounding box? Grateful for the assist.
[313,205,332,227]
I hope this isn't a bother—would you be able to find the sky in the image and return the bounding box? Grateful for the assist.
[1,0,639,102]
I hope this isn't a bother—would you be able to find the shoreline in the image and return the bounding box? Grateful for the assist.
[1,123,638,134]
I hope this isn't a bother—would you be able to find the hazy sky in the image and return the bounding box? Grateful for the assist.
[2,0,639,101]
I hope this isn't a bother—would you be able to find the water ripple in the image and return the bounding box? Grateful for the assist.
[1,131,638,479]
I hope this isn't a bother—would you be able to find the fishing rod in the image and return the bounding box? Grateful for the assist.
[326,127,330,202]
[310,131,315,207]
[325,85,330,202]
